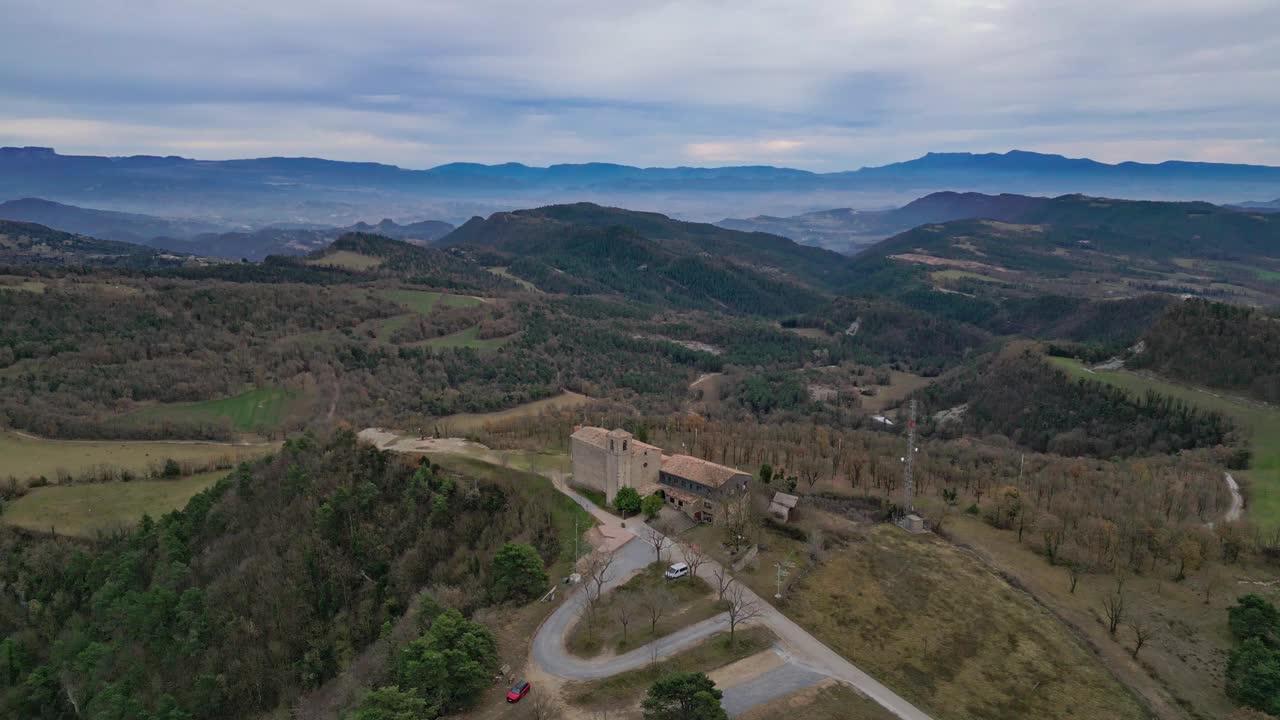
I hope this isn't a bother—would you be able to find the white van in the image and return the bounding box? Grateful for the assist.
[664,562,690,580]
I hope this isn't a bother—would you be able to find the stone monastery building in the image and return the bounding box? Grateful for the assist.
[570,426,750,523]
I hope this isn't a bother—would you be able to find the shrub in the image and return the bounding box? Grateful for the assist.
[615,487,642,516]
[489,542,549,604]
[642,493,664,519]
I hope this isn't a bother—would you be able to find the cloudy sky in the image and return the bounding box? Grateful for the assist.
[1,0,1277,170]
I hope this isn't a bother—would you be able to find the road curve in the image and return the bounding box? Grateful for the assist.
[532,479,937,720]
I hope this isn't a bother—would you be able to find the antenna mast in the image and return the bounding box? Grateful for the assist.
[903,398,917,511]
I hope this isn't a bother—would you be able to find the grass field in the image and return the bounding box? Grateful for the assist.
[485,266,541,293]
[1050,356,1280,529]
[378,288,483,314]
[305,251,384,270]
[949,514,1239,720]
[116,387,300,433]
[1,470,228,537]
[931,269,1003,283]
[0,275,46,292]
[860,370,932,413]
[727,522,1145,720]
[0,430,274,485]
[418,325,511,351]
[567,561,722,657]
[432,391,592,434]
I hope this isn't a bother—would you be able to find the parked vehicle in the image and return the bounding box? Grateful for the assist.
[506,680,531,703]
[664,562,690,580]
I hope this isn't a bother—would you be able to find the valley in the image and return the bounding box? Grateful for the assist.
[2,181,1279,720]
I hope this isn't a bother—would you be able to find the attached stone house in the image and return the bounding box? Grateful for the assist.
[570,425,750,524]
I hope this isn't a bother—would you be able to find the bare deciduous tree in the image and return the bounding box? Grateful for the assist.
[806,528,825,563]
[638,585,675,635]
[1101,577,1127,637]
[520,693,565,720]
[681,541,709,579]
[640,525,672,565]
[711,563,733,601]
[583,550,616,605]
[725,580,764,649]
[1128,615,1158,659]
[615,593,637,644]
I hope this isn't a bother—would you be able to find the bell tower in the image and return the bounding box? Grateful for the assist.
[604,429,633,505]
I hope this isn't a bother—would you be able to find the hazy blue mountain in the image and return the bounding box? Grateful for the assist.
[718,192,1054,252]
[6,146,1280,226]
[0,195,455,261]
[0,197,227,244]
[0,218,184,267]
[1231,198,1280,213]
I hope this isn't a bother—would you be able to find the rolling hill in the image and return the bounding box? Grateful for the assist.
[0,219,184,267]
[440,203,851,314]
[0,197,226,244]
[850,194,1280,306]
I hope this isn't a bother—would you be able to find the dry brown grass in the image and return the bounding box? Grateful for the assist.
[732,519,1147,720]
[566,561,722,657]
[433,391,592,434]
[948,515,1246,720]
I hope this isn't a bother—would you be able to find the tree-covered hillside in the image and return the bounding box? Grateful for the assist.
[442,203,843,314]
[920,346,1241,459]
[0,219,179,267]
[1131,299,1280,403]
[0,431,578,719]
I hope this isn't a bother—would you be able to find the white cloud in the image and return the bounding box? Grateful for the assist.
[0,0,1276,167]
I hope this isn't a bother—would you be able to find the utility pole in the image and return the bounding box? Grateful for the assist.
[775,552,796,600]
[903,398,917,512]
[574,515,579,561]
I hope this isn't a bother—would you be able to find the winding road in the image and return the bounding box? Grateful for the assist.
[534,478,936,720]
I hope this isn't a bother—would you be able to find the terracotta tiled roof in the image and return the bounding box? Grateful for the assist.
[571,426,662,454]
[663,487,702,505]
[571,426,610,450]
[660,454,747,489]
[633,481,663,497]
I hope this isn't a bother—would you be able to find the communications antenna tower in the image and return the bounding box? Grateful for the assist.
[903,398,917,511]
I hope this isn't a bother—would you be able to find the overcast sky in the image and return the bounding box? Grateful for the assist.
[1,0,1277,170]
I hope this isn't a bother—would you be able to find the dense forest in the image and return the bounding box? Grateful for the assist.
[0,431,576,719]
[1131,299,1280,403]
[920,346,1243,460]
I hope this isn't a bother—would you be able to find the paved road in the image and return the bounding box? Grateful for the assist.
[721,661,828,716]
[532,478,937,720]
[363,434,934,720]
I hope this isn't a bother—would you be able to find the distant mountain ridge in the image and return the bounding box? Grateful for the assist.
[718,191,1055,252]
[0,197,454,261]
[6,146,1280,189]
[0,197,226,244]
[0,219,183,267]
[5,147,1280,225]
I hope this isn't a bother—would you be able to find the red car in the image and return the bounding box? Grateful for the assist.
[506,680,531,703]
